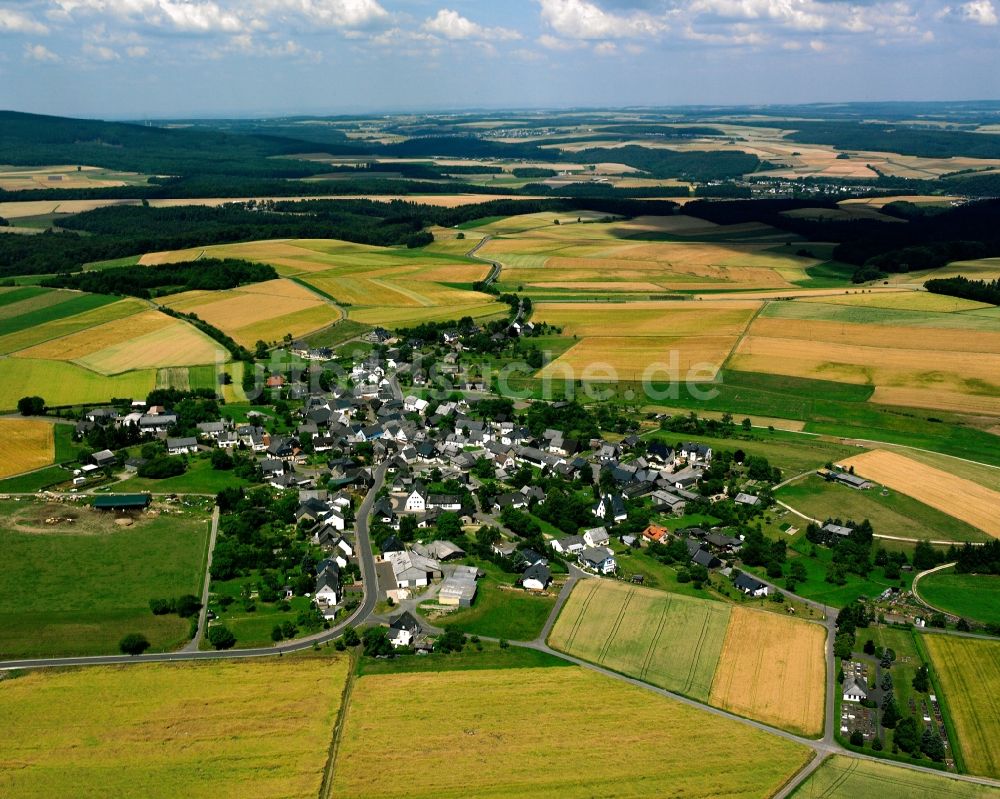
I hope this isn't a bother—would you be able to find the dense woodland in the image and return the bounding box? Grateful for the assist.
[925,276,1000,306]
[45,258,276,298]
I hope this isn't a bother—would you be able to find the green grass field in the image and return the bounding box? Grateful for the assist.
[0,358,155,410]
[357,640,569,676]
[204,575,317,649]
[0,291,118,337]
[0,465,72,493]
[777,475,988,543]
[918,569,1000,626]
[423,563,556,641]
[0,657,349,799]
[923,634,1000,779]
[0,500,210,658]
[790,755,999,798]
[115,456,250,495]
[549,579,732,702]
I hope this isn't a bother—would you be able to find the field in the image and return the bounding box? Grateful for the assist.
[0,289,119,340]
[0,500,210,658]
[0,420,54,479]
[549,579,826,735]
[709,606,827,737]
[548,579,731,702]
[918,569,1000,626]
[15,309,225,373]
[330,666,812,799]
[836,450,1000,539]
[0,358,156,410]
[923,635,1000,779]
[0,296,147,355]
[145,238,506,330]
[776,474,989,543]
[160,277,341,347]
[800,291,991,313]
[727,299,1000,415]
[0,163,148,190]
[0,657,349,799]
[789,755,1000,799]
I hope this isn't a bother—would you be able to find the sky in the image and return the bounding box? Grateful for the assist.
[0,0,997,118]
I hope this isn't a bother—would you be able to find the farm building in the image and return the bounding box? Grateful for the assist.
[822,522,854,538]
[92,494,152,512]
[824,469,873,490]
[437,565,480,607]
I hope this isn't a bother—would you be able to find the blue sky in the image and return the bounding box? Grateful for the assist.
[0,0,997,118]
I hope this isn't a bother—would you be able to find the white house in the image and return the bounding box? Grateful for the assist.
[583,526,610,548]
[734,573,770,597]
[404,395,429,414]
[404,484,427,513]
[313,567,340,606]
[522,563,552,591]
[166,436,198,455]
[387,611,422,648]
[579,546,617,575]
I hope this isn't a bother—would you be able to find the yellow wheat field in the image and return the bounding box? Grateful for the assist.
[709,606,827,737]
[15,310,173,360]
[332,666,811,799]
[0,419,55,478]
[0,658,350,799]
[800,291,990,313]
[539,335,735,382]
[870,387,1000,417]
[0,298,147,356]
[836,450,1000,538]
[534,302,760,338]
[923,635,1000,779]
[731,336,1000,394]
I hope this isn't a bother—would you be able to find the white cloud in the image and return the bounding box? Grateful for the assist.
[0,9,49,34]
[25,43,60,61]
[593,40,616,54]
[82,42,119,60]
[537,32,586,49]
[959,0,998,24]
[52,1,246,33]
[538,0,666,39]
[253,0,388,28]
[127,44,149,56]
[423,9,521,41]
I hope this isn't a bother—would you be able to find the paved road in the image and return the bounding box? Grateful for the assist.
[0,460,389,671]
[183,505,220,652]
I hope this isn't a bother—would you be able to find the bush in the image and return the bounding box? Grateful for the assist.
[119,632,151,655]
[137,456,186,479]
[174,594,202,618]
[17,396,45,416]
[850,729,864,746]
[207,625,236,650]
[149,598,173,615]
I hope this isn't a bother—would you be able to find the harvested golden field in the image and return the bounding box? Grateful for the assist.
[0,657,350,799]
[747,316,1000,354]
[349,301,506,326]
[534,301,759,337]
[332,666,812,799]
[539,335,735,382]
[15,310,225,374]
[923,635,1000,778]
[840,195,964,208]
[0,298,149,356]
[730,337,1000,396]
[0,419,54,479]
[800,291,990,313]
[160,278,340,347]
[0,164,144,191]
[836,450,1000,538]
[549,579,731,702]
[868,446,1000,492]
[870,387,1000,417]
[709,606,827,737]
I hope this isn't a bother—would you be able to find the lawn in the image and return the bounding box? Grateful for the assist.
[115,456,250,495]
[357,640,569,675]
[0,465,72,493]
[918,569,1000,626]
[549,579,732,702]
[0,657,349,799]
[204,575,318,649]
[423,563,556,641]
[610,543,729,600]
[777,474,987,543]
[331,666,812,799]
[789,755,999,799]
[865,626,932,756]
[0,500,210,658]
[923,634,1000,779]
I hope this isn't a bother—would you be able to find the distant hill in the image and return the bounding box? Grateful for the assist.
[0,110,366,178]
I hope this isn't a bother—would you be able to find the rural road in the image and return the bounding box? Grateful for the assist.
[910,562,958,617]
[184,505,220,652]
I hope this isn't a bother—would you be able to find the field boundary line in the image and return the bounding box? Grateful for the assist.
[563,580,596,651]
[721,299,767,370]
[685,608,714,697]
[319,650,358,799]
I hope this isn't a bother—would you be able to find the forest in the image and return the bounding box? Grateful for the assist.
[926,276,1000,305]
